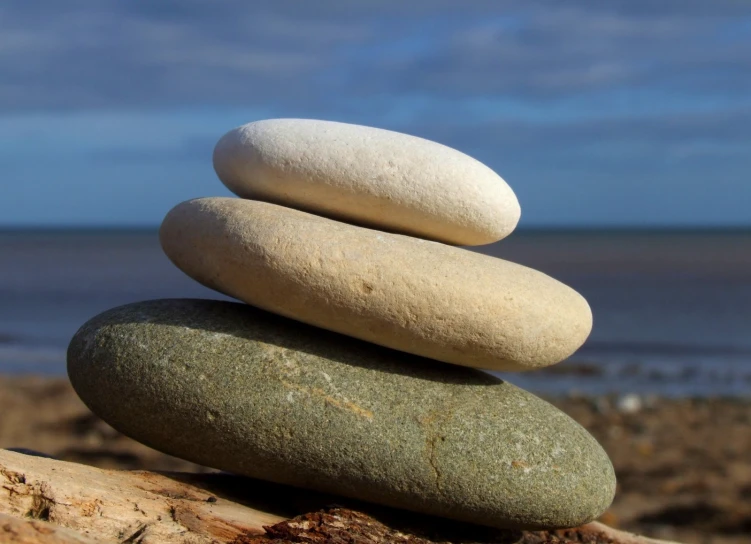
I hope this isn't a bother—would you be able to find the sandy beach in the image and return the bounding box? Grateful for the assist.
[0,374,748,544]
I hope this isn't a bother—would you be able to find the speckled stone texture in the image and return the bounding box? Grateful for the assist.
[160,198,592,372]
[67,299,616,530]
[213,119,520,245]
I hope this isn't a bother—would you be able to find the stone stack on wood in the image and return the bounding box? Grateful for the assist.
[67,119,616,531]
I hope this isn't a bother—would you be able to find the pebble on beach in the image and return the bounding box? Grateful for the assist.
[159,197,593,372]
[67,299,616,530]
[213,119,521,245]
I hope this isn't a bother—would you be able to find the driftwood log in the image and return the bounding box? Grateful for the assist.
[0,449,680,544]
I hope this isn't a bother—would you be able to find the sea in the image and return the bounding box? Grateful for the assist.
[1,229,749,398]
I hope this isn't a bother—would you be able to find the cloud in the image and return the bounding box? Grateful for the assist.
[1,0,750,227]
[1,0,749,113]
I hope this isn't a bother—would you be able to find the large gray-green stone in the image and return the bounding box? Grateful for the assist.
[67,299,616,530]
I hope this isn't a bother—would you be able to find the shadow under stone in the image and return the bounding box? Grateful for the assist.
[83,298,501,387]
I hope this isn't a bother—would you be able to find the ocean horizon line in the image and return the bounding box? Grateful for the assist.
[1,224,750,236]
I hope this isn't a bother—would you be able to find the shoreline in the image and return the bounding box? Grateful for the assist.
[1,374,749,543]
[3,357,751,398]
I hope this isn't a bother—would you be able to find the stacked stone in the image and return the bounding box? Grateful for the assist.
[67,119,616,530]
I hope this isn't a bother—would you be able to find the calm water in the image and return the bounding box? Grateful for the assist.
[1,229,750,397]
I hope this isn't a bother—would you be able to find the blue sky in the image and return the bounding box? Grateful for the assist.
[1,0,750,227]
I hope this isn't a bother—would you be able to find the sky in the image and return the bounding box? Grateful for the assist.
[1,0,750,228]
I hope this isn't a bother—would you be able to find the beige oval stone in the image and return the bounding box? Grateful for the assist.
[213,118,520,245]
[160,198,592,371]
